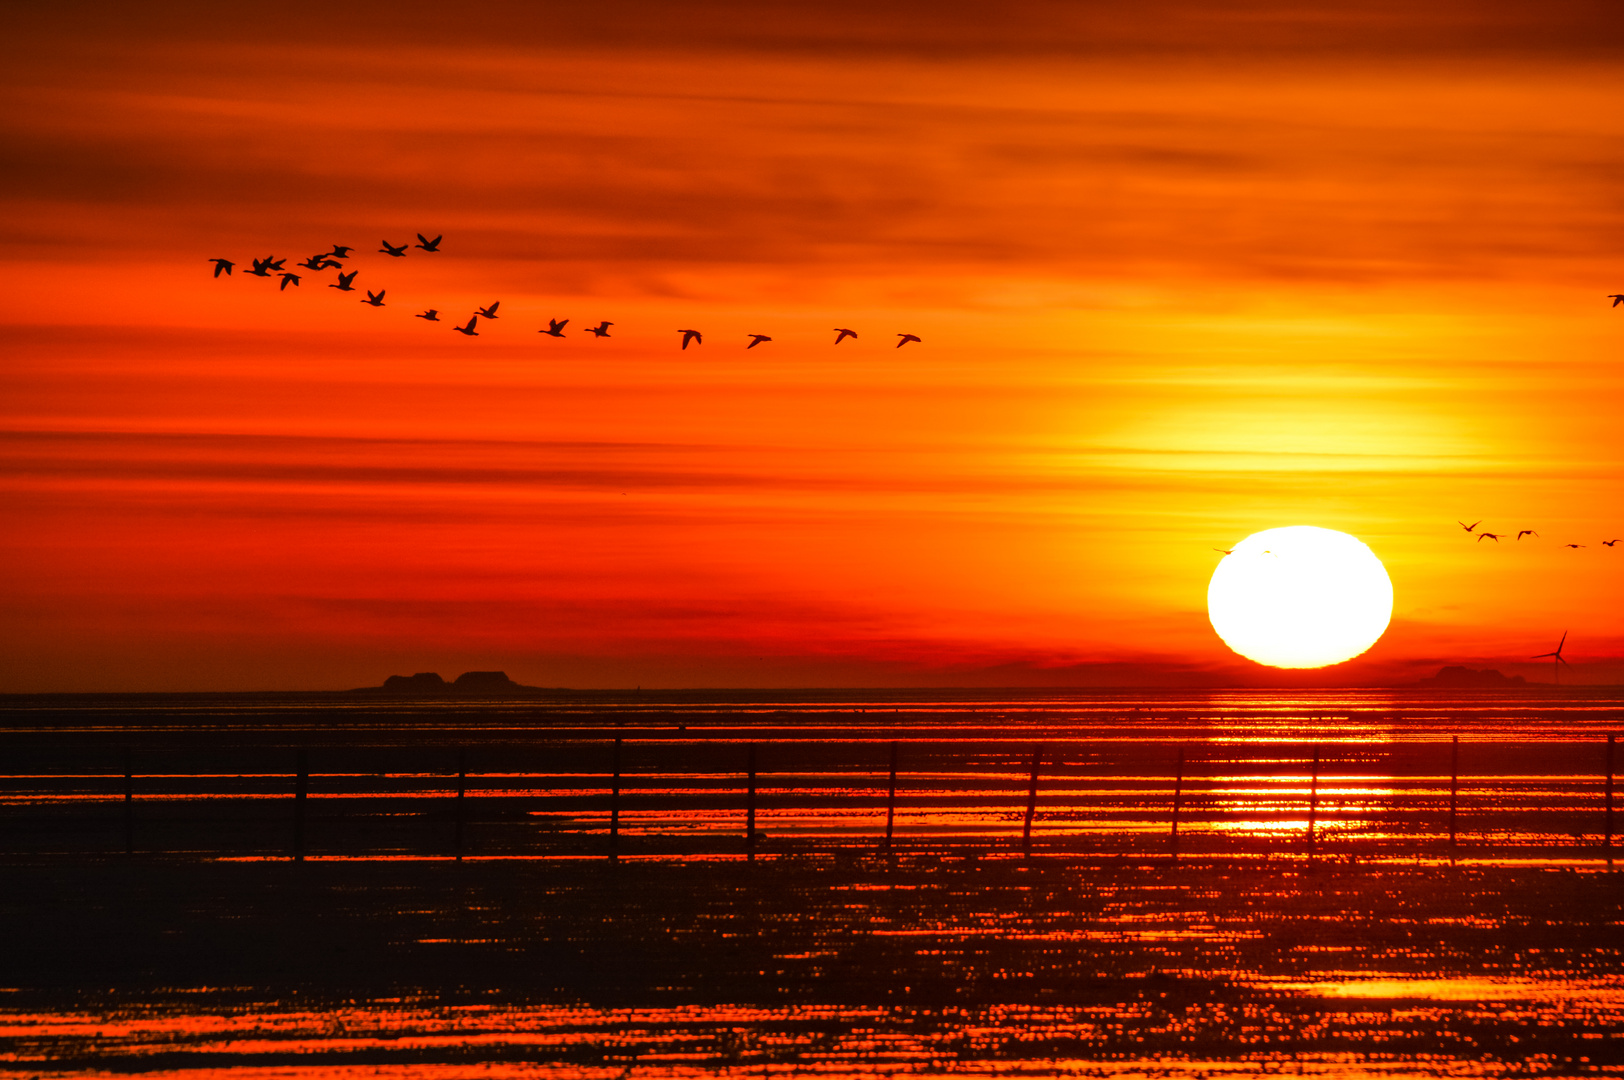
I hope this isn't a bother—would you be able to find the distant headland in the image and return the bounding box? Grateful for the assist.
[350,671,557,696]
[1414,665,1527,688]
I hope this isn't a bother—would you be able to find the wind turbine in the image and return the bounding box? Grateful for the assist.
[1532,631,1570,686]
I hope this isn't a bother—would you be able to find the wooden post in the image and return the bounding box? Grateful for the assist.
[1022,745,1042,855]
[610,737,622,853]
[1449,736,1459,850]
[123,747,134,856]
[746,742,757,854]
[1607,734,1616,853]
[1306,744,1319,853]
[293,748,308,863]
[454,748,467,861]
[1171,745,1184,857]
[884,740,899,849]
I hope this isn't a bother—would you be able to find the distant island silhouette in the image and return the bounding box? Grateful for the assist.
[1415,665,1526,688]
[352,671,556,696]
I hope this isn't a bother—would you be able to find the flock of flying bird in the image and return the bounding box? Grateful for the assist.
[1454,519,1621,549]
[1448,299,1624,672]
[213,237,1622,677]
[208,235,923,349]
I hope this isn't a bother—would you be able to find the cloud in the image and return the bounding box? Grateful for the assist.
[7,12,1624,287]
[14,1,1624,58]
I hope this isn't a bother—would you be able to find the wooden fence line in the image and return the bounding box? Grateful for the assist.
[5,735,1621,861]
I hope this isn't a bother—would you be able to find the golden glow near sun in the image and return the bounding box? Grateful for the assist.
[1207,526,1394,669]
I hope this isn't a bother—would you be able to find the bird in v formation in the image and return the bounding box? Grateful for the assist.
[220,234,1624,343]
[212,234,923,348]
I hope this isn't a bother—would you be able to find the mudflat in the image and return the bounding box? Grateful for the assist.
[4,689,1624,1076]
[2,854,1622,1074]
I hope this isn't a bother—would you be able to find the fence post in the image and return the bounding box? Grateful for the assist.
[293,748,308,863]
[1607,734,1616,854]
[1171,745,1184,858]
[123,747,134,856]
[884,740,899,849]
[1307,744,1319,854]
[746,742,757,855]
[1449,736,1459,850]
[611,737,622,854]
[1022,745,1042,856]
[454,748,467,861]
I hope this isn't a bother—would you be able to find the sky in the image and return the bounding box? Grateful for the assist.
[4,1,1624,691]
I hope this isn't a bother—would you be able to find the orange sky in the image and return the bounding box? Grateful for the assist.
[4,2,1624,690]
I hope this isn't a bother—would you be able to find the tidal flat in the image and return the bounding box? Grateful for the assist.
[3,856,1623,1077]
[2,689,1623,1077]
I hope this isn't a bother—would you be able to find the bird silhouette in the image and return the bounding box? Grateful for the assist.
[746,334,771,349]
[475,302,500,319]
[1611,295,1624,307]
[265,257,286,272]
[329,270,358,291]
[585,321,612,338]
[379,240,408,257]
[362,289,385,307]
[1458,520,1481,532]
[417,309,440,322]
[679,329,702,349]
[896,333,921,348]
[1477,532,1502,542]
[1604,539,1622,547]
[246,258,273,277]
[1532,631,1570,684]
[415,233,442,252]
[454,315,479,336]
[1517,530,1538,540]
[278,272,300,291]
[326,245,354,259]
[297,255,330,271]
[1213,548,1234,555]
[209,258,234,277]
[833,328,857,344]
[1564,543,1586,548]
[539,318,568,338]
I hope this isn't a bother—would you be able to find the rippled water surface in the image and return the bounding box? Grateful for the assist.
[3,689,1623,1076]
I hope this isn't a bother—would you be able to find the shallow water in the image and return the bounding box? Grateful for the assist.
[3,690,1623,1076]
[3,688,1623,862]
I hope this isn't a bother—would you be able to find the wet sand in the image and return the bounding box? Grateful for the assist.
[3,855,1623,1075]
[4,690,1624,1076]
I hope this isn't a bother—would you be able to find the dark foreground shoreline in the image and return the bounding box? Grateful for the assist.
[4,853,1623,1074]
[6,692,1624,1075]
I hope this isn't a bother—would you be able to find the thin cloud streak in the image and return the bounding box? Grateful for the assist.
[3,3,1624,687]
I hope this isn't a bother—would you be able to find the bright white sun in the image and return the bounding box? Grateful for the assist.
[1207,525,1393,669]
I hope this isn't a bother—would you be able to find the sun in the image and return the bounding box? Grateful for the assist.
[1207,525,1393,669]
